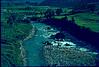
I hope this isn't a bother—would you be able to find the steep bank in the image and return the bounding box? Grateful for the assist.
[1,21,33,66]
[23,26,36,41]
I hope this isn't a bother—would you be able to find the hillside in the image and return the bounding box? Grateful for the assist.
[40,0,99,8]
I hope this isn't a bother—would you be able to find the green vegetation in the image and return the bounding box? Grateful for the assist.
[1,4,99,66]
[54,16,65,19]
[68,12,99,32]
[53,12,99,32]
[1,6,32,66]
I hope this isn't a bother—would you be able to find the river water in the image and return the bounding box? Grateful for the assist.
[23,22,59,66]
[23,22,98,66]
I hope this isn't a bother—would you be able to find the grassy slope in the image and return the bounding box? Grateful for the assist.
[68,12,99,32]
[54,12,99,32]
[1,6,32,66]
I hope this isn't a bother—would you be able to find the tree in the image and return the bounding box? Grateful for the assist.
[56,8,63,15]
[97,12,99,15]
[74,0,87,10]
[64,16,68,20]
[23,19,30,23]
[7,13,17,27]
[87,4,96,13]
[71,17,75,22]
[44,9,55,18]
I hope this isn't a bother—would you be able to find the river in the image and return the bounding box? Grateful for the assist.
[23,22,59,66]
[23,22,99,66]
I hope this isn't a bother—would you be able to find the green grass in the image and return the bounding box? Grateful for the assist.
[53,12,99,32]
[1,6,33,66]
[54,16,65,19]
[68,12,99,32]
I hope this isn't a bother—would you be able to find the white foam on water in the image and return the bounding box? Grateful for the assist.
[51,40,76,48]
[88,52,99,55]
[79,48,88,52]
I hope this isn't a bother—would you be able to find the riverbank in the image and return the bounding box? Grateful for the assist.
[21,22,99,66]
[43,44,98,66]
[23,26,36,41]
[22,22,58,66]
[1,11,33,66]
[20,25,36,66]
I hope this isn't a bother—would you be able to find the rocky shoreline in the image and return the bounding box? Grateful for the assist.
[23,27,36,41]
[18,22,99,66]
[41,25,99,66]
[42,33,99,66]
[43,44,98,66]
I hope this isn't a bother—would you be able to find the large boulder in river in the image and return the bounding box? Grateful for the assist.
[50,32,65,40]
